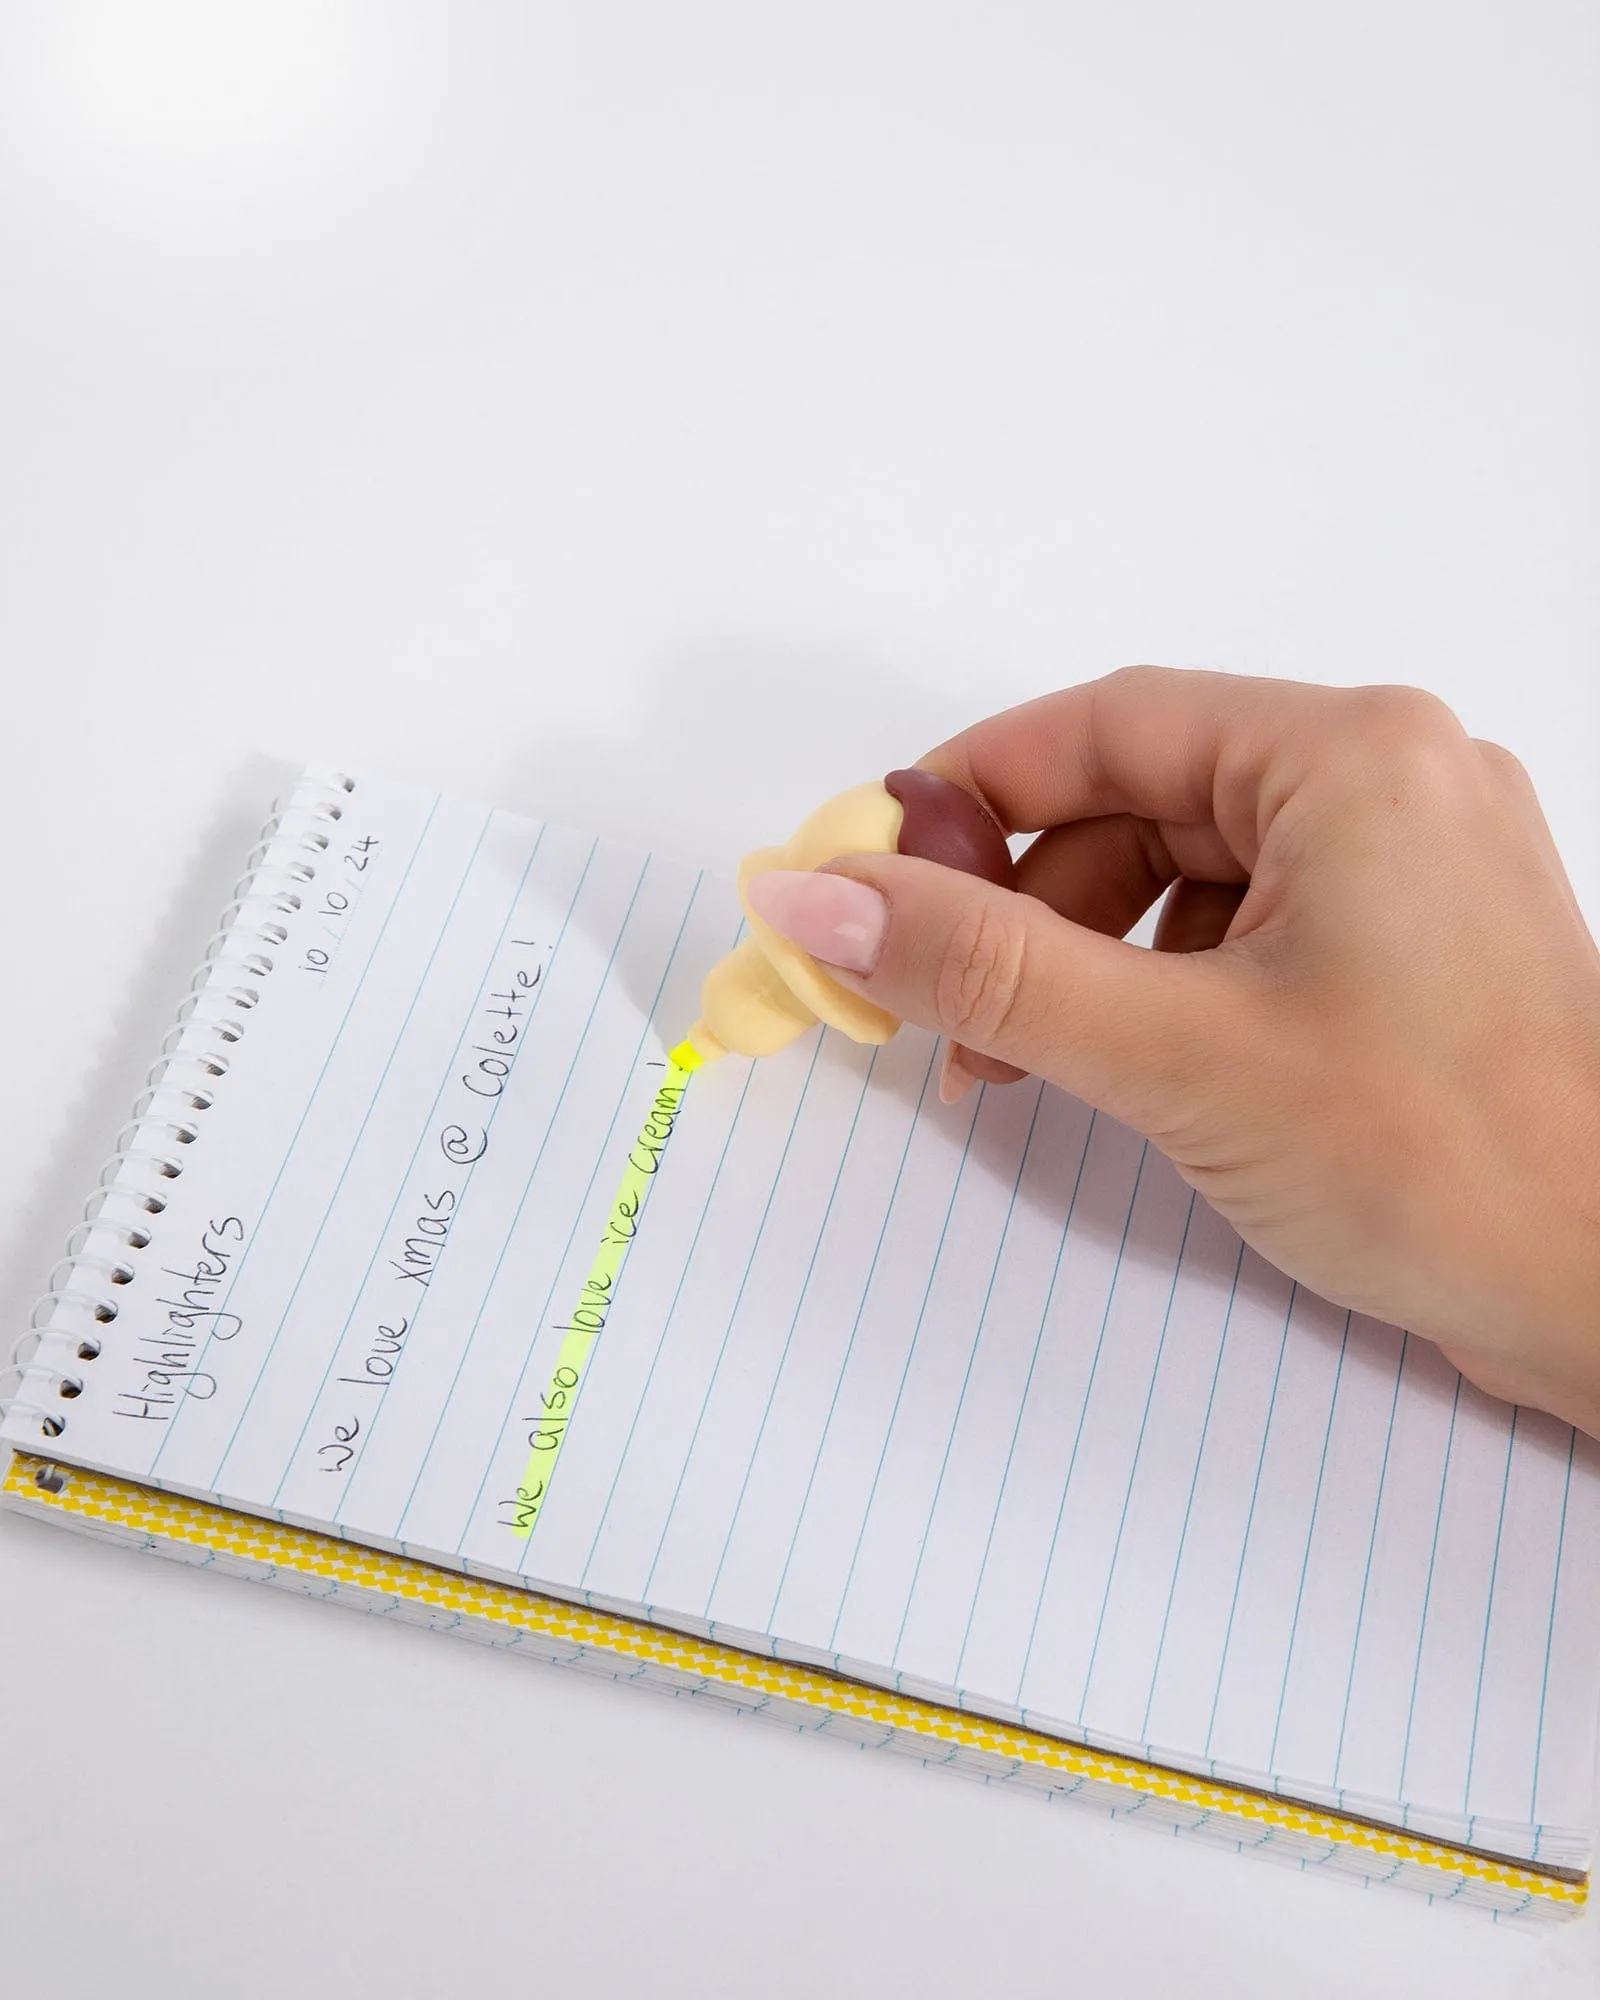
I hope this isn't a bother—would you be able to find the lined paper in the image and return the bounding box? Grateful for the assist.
[16,773,1599,1865]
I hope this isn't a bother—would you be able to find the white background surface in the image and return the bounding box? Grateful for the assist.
[1,4,1596,1994]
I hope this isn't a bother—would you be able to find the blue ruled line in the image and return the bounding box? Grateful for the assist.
[512,879,707,1569]
[210,810,495,1494]
[578,1027,757,1592]
[1398,1371,1463,1803]
[765,1041,940,1636]
[1330,1329,1409,1789]
[890,1082,1047,1671]
[702,1044,879,1618]
[1266,1309,1351,1769]
[828,1083,984,1654]
[1201,1280,1299,1763]
[952,1103,1097,1691]
[640,1034,826,1601]
[386,840,603,1541]
[286,825,553,1518]
[1138,1236,1247,1742]
[1014,1141,1149,1712]
[146,793,442,1479]
[444,855,654,1551]
[1076,1189,1198,1723]
[1529,1427,1577,1839]
[1462,1406,1520,1815]
[455,863,694,1557]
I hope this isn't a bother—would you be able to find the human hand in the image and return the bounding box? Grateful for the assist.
[744,668,1600,1436]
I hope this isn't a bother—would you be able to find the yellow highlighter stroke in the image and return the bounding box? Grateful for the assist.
[508,1047,703,1539]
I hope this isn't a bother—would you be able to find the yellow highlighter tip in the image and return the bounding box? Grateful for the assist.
[669,1022,726,1072]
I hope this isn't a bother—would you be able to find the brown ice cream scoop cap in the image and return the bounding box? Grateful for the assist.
[884,768,1015,889]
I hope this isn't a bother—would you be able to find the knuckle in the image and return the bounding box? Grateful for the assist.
[1338,684,1473,799]
[1102,663,1171,705]
[935,899,1030,1046]
[1473,737,1531,790]
[1348,682,1461,749]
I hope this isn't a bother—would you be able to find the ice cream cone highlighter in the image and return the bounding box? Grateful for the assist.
[672,768,1015,1067]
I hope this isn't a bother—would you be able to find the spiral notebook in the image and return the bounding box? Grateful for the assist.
[5,771,1598,1918]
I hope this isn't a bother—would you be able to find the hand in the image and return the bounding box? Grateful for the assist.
[745,668,1600,1436]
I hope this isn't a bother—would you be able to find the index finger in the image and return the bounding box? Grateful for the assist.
[921,666,1335,867]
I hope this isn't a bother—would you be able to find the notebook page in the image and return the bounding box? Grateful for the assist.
[14,773,1598,1863]
[503,1030,1599,1859]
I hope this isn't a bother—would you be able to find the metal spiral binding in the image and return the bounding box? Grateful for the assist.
[0,773,356,1467]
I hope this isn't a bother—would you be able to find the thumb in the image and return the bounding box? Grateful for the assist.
[744,853,1249,1132]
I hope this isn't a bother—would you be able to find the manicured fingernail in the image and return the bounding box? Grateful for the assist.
[939,1042,978,1105]
[745,870,888,975]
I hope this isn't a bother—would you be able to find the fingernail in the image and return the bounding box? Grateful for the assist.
[938,1042,978,1105]
[745,870,888,976]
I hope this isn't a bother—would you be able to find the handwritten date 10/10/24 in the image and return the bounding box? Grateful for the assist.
[300,834,381,977]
